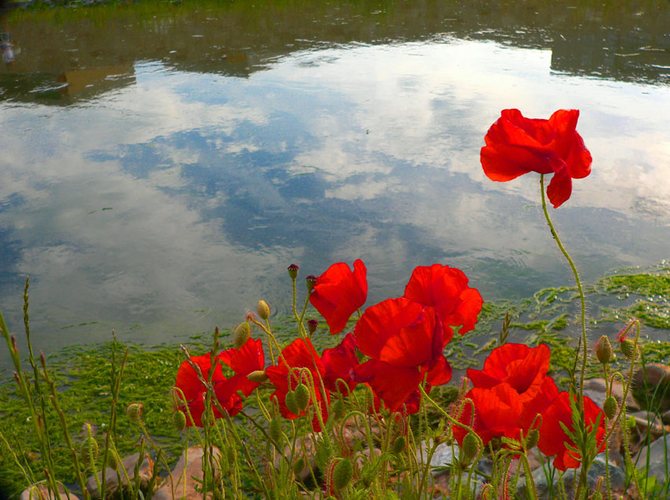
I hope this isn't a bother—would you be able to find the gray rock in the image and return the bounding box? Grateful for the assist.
[628,410,670,439]
[153,446,221,500]
[636,434,670,483]
[632,364,670,414]
[20,483,79,500]
[416,440,458,475]
[517,454,624,498]
[583,378,639,411]
[86,452,153,498]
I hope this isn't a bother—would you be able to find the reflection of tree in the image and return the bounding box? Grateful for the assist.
[0,0,667,104]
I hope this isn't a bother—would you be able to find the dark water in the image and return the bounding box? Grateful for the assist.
[0,1,668,364]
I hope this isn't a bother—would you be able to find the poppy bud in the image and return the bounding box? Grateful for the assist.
[294,383,310,411]
[126,403,144,422]
[307,319,318,335]
[287,263,300,280]
[332,458,353,491]
[173,410,187,431]
[604,396,618,420]
[525,428,539,450]
[247,370,268,383]
[461,431,480,465]
[620,339,638,360]
[257,300,271,320]
[331,398,345,419]
[305,275,317,293]
[233,321,251,348]
[595,335,614,364]
[480,484,494,500]
[391,436,406,454]
[269,416,283,444]
[285,390,300,415]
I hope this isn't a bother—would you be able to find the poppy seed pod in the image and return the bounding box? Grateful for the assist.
[287,263,300,280]
[233,321,251,348]
[257,300,271,320]
[595,335,614,364]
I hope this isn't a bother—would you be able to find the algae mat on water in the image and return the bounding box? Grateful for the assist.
[0,265,668,496]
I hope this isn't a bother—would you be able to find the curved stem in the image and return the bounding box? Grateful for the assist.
[539,175,588,398]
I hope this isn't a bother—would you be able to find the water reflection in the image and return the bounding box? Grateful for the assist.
[0,1,669,365]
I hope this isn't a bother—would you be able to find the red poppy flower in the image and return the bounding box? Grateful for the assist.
[265,338,330,431]
[403,263,483,340]
[321,333,360,394]
[354,297,452,412]
[174,338,265,427]
[453,343,559,446]
[480,109,592,208]
[538,391,606,470]
[309,259,368,334]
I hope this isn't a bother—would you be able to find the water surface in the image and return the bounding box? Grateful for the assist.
[0,1,668,364]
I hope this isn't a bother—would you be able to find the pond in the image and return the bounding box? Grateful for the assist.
[0,0,669,366]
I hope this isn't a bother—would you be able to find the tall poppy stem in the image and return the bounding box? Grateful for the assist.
[539,175,588,398]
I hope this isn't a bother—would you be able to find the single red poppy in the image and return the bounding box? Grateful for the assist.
[265,338,330,431]
[480,109,592,208]
[538,391,606,470]
[404,263,483,340]
[353,297,452,412]
[309,259,368,334]
[174,338,265,427]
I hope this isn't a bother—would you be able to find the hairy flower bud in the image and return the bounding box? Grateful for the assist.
[620,339,638,360]
[595,335,614,364]
[287,263,300,280]
[247,370,268,383]
[294,383,310,412]
[391,436,406,454]
[305,275,317,293]
[233,321,251,348]
[604,396,618,420]
[257,300,271,320]
[461,432,480,465]
[173,410,187,431]
[525,428,539,450]
[332,458,353,491]
[269,416,282,444]
[285,390,300,415]
[126,402,144,422]
[80,436,99,464]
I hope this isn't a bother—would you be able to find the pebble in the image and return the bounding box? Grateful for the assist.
[153,446,221,500]
[631,363,670,413]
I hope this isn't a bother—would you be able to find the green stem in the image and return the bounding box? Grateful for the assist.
[539,174,588,398]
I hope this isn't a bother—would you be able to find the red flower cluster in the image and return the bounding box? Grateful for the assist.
[355,263,483,412]
[175,338,264,427]
[481,109,592,208]
[453,343,606,470]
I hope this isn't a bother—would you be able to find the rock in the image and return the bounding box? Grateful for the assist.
[583,378,639,412]
[153,446,221,500]
[631,364,670,414]
[20,482,79,500]
[86,452,153,498]
[517,454,625,498]
[638,434,670,483]
[415,440,458,475]
[627,411,670,440]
